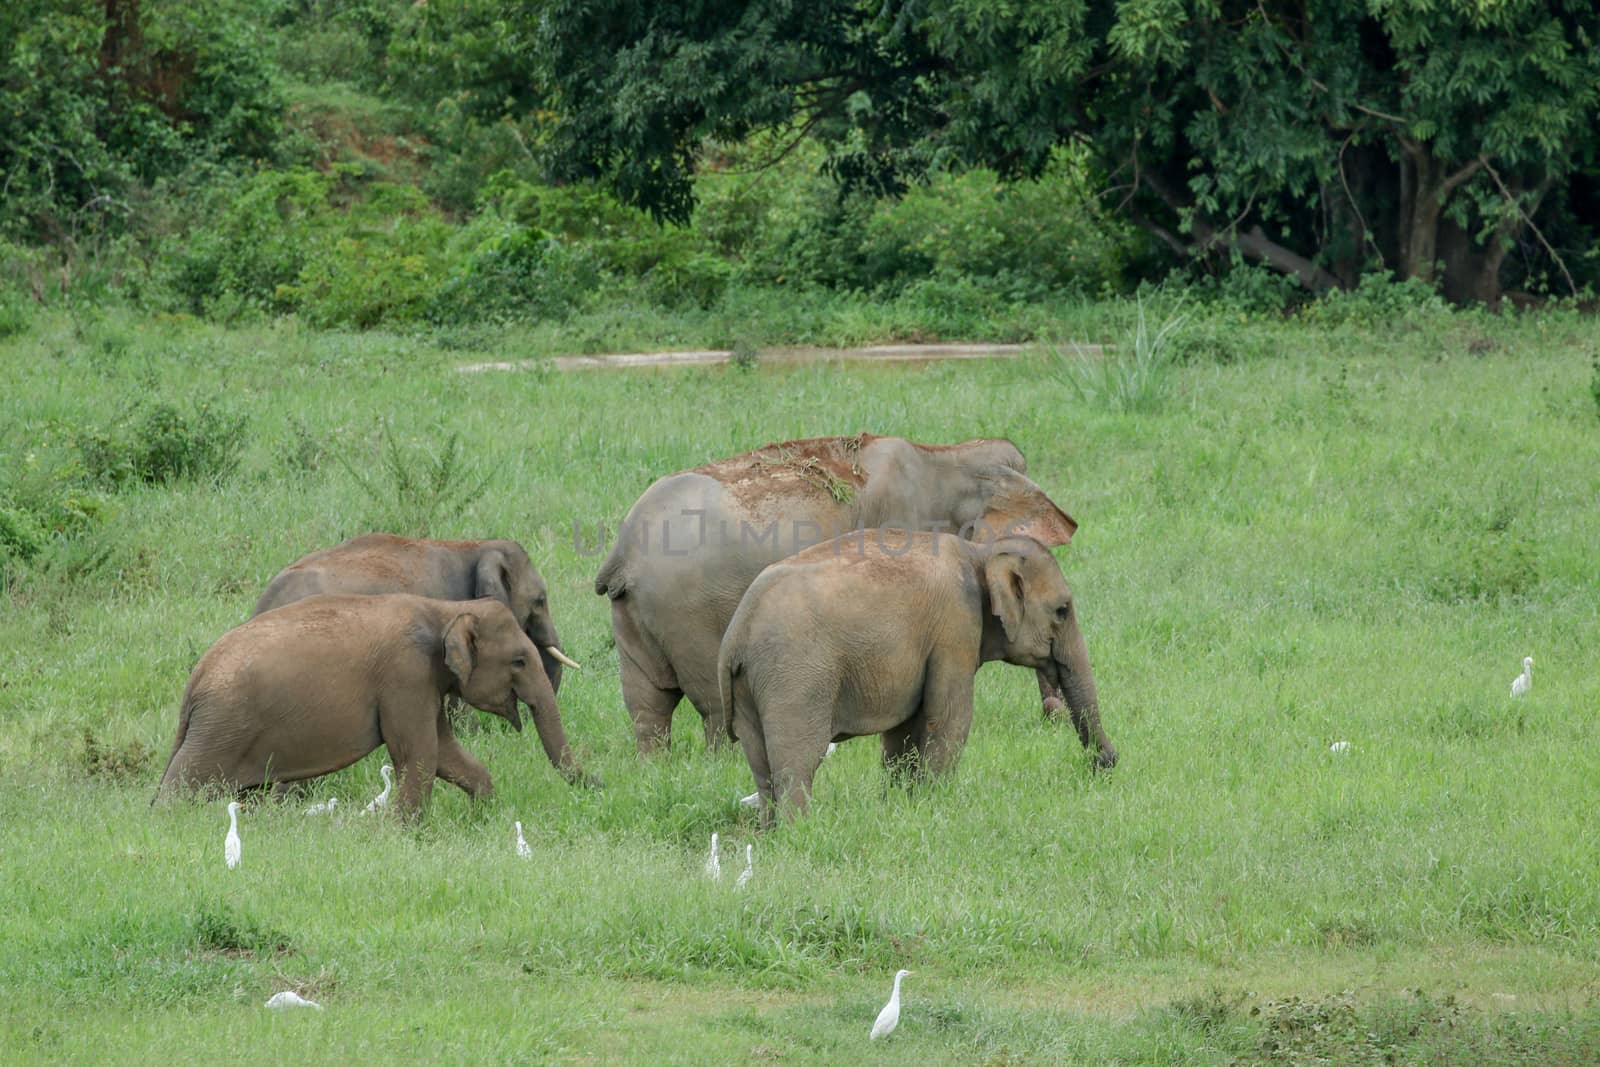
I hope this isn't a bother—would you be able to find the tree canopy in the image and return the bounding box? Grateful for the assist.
[538,0,1600,303]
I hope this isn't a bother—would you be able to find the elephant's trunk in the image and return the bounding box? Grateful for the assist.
[514,659,597,789]
[1056,627,1116,770]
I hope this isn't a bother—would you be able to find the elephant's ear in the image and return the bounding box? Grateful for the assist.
[978,469,1078,547]
[443,612,480,687]
[474,550,512,606]
[984,552,1026,643]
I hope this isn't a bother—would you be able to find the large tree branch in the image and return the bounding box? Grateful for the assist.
[1136,172,1338,291]
[1480,158,1575,297]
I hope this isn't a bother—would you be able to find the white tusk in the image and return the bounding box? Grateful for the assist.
[545,646,582,671]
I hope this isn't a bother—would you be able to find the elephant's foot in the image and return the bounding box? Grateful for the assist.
[1094,744,1118,771]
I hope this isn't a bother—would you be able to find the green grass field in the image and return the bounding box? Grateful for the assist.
[3,305,1599,1064]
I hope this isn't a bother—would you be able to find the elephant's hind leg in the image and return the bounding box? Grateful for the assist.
[760,694,835,821]
[611,598,683,755]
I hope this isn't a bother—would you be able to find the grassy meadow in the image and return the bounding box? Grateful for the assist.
[2,303,1600,1063]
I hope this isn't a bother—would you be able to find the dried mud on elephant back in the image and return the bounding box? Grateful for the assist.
[703,433,871,509]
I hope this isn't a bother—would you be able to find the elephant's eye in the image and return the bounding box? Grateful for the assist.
[1055,604,1071,621]
[512,657,528,669]
[534,595,547,607]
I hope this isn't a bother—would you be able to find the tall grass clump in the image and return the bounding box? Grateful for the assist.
[1052,296,1189,413]
[336,425,490,536]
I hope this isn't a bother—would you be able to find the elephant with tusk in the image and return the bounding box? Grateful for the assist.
[255,534,580,693]
[157,596,593,818]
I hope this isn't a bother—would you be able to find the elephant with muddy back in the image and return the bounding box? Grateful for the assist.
[157,595,591,819]
[593,434,1090,754]
[719,532,1113,826]
[254,533,581,695]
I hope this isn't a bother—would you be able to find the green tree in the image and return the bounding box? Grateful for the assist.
[0,0,282,239]
[537,0,1600,304]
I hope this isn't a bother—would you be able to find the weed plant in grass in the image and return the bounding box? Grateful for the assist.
[2,304,1599,1062]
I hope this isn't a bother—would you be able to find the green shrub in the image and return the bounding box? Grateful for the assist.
[863,151,1127,296]
[0,501,46,563]
[429,213,604,324]
[80,400,248,486]
[338,425,489,537]
[1298,270,1450,327]
[0,290,31,340]
[164,168,335,317]
[190,901,292,956]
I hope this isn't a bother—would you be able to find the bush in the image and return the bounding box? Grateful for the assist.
[429,212,604,325]
[79,400,248,486]
[338,425,489,537]
[862,150,1128,296]
[291,220,454,329]
[1298,270,1450,327]
[0,289,31,340]
[164,168,335,317]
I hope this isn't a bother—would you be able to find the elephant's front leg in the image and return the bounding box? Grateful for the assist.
[380,698,440,821]
[434,713,495,800]
[915,657,978,780]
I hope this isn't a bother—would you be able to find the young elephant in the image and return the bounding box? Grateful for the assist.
[157,595,591,819]
[719,532,1114,826]
[254,534,578,696]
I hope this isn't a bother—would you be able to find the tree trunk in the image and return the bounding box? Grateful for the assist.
[1435,176,1553,308]
[1395,140,1482,286]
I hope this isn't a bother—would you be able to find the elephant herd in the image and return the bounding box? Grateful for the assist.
[157,433,1114,826]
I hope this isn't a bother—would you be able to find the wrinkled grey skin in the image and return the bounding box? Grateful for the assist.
[595,434,1078,754]
[255,534,567,697]
[720,533,1114,827]
[157,596,591,820]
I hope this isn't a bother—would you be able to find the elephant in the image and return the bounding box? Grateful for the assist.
[593,434,1080,754]
[254,534,579,696]
[718,532,1113,826]
[156,595,592,819]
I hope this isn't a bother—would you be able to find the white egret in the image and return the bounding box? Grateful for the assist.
[870,969,912,1039]
[264,991,322,1011]
[705,832,721,880]
[1329,741,1350,754]
[1510,656,1533,698]
[734,843,753,889]
[304,797,338,815]
[362,764,394,814]
[515,820,532,858]
[224,801,241,870]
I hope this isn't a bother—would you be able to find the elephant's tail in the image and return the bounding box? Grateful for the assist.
[153,684,200,802]
[717,646,738,743]
[593,544,628,599]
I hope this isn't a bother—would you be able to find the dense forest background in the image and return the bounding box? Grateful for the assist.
[2,0,1597,340]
